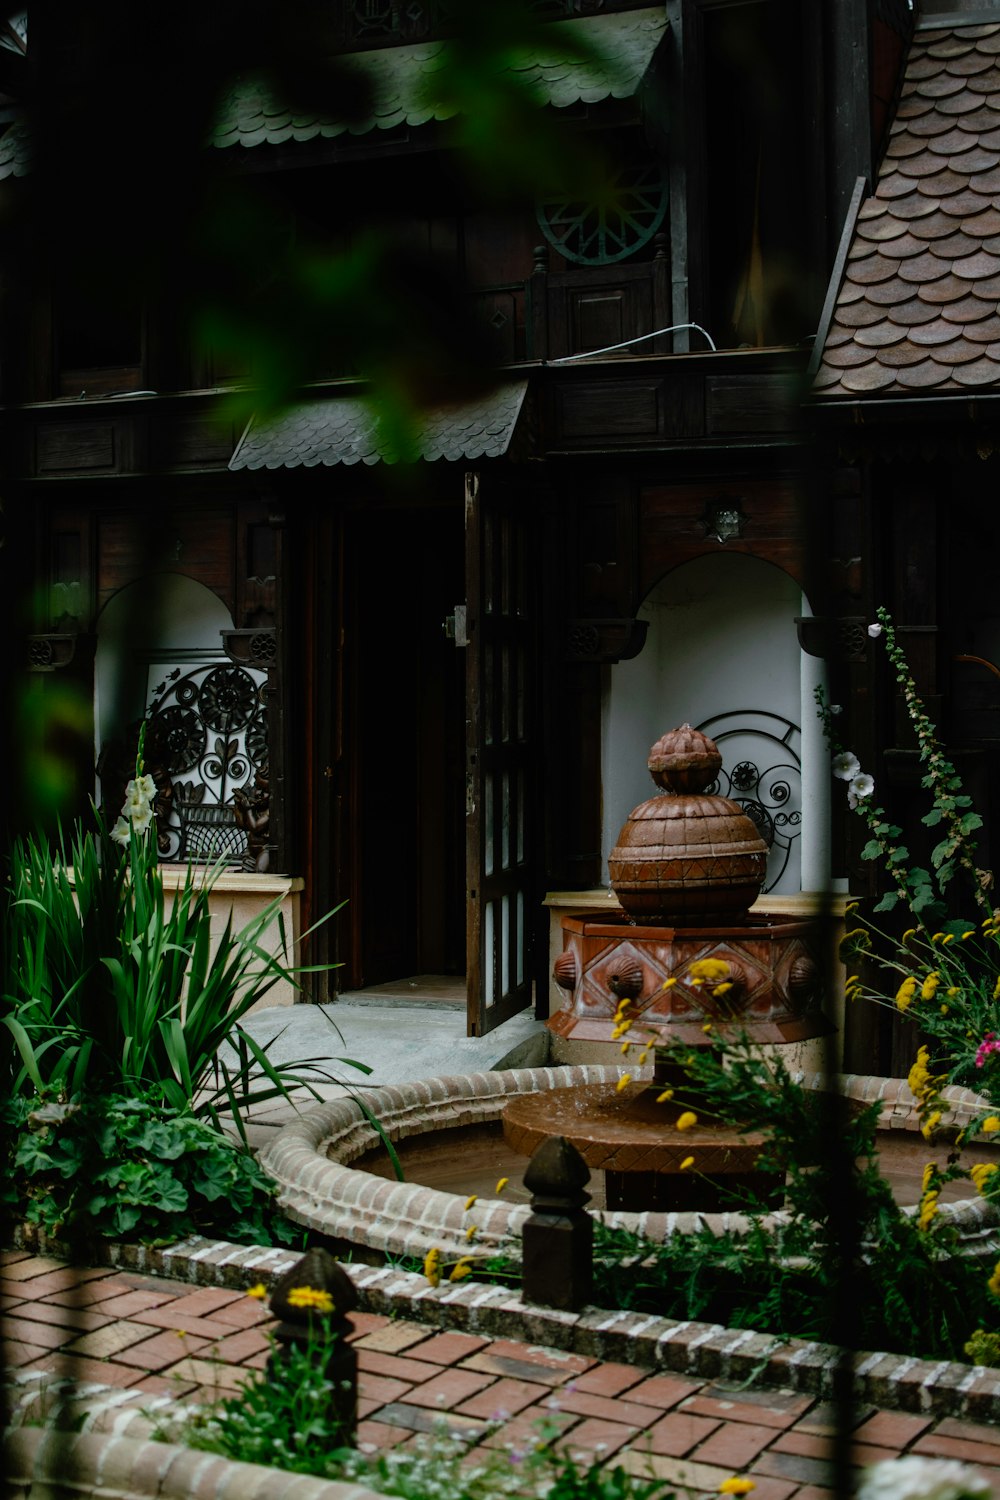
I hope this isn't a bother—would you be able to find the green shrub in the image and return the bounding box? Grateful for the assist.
[1,1090,297,1247]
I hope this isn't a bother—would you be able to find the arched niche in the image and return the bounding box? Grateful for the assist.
[94,574,273,866]
[600,550,829,896]
[95,573,234,770]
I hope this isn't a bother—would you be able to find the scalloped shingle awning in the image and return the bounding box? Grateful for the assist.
[813,15,1000,398]
[228,380,529,470]
[210,10,669,151]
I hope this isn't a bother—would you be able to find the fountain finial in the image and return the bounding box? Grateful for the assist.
[608,725,768,925]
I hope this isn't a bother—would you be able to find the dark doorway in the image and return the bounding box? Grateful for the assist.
[344,503,466,990]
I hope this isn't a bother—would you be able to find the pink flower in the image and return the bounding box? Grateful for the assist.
[975,1033,1000,1068]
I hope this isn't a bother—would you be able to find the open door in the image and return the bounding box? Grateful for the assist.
[465,470,534,1035]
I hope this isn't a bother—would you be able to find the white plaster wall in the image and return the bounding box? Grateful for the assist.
[601,551,821,894]
[94,574,234,795]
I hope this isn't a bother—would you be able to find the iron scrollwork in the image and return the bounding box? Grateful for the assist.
[695,710,802,893]
[146,661,270,870]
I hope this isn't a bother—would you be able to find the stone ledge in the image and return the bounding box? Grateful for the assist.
[8,1223,1000,1426]
[2,1426,382,1500]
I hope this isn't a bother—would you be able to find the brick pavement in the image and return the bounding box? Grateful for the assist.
[3,1250,1000,1498]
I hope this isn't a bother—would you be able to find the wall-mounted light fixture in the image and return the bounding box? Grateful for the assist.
[703,496,747,544]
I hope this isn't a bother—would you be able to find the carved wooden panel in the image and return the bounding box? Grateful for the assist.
[96,508,234,617]
[36,421,117,474]
[639,479,807,593]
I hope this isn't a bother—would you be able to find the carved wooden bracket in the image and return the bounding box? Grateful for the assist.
[222,627,279,678]
[26,633,91,672]
[566,618,648,663]
[795,616,868,663]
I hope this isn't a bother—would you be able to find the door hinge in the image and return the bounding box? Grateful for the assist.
[443,604,469,647]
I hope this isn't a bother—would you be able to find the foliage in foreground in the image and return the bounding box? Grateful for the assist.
[0,1091,298,1248]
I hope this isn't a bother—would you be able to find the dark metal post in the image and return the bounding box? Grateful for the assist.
[521,1134,593,1311]
[266,1247,359,1444]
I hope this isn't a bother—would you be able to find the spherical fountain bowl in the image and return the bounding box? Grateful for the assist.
[259,1065,1000,1267]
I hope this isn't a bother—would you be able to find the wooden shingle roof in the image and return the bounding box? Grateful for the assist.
[228,379,529,469]
[210,10,668,153]
[813,14,1000,397]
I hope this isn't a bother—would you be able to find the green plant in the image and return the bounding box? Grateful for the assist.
[0,1090,297,1246]
[160,1307,687,1500]
[818,606,991,926]
[818,609,1000,1118]
[0,752,388,1147]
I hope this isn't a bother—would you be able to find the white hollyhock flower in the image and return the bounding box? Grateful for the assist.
[857,1455,991,1500]
[832,751,861,781]
[850,772,875,801]
[868,622,883,638]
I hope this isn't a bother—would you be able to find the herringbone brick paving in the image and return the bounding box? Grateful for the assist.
[3,1250,1000,1497]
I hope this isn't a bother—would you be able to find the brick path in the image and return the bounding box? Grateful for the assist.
[3,1251,1000,1499]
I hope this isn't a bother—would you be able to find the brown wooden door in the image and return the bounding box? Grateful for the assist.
[465,470,534,1035]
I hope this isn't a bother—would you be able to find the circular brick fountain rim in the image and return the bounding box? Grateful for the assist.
[259,1064,1000,1264]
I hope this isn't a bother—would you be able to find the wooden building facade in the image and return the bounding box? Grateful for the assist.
[10,0,975,1074]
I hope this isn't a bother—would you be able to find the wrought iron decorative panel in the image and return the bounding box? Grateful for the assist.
[695,710,802,894]
[145,658,269,868]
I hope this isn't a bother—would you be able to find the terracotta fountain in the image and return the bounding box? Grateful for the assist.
[503,725,833,1211]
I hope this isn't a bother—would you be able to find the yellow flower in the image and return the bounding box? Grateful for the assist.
[970,1163,998,1194]
[616,1073,632,1092]
[680,1156,695,1171]
[920,973,940,1000]
[676,1111,698,1131]
[638,1048,651,1065]
[940,1005,949,1016]
[620,1040,632,1055]
[962,930,975,941]
[466,1224,479,1243]
[993,976,1000,1002]
[424,1247,442,1287]
[947,987,960,997]
[942,933,956,945]
[719,1481,755,1496]
[495,1177,509,1194]
[713,982,733,997]
[656,1089,674,1104]
[247,1284,268,1300]
[920,1110,942,1140]
[989,1261,1000,1297]
[287,1286,335,1314]
[896,977,917,1012]
[688,958,729,983]
[902,929,917,943]
[932,932,945,944]
[702,1023,713,1033]
[662,977,677,990]
[464,1195,478,1211]
[983,1118,1000,1135]
[918,1191,939,1231]
[450,1257,474,1283]
[921,1162,935,1192]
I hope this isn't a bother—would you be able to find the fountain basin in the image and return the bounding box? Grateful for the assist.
[259,1066,1000,1266]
